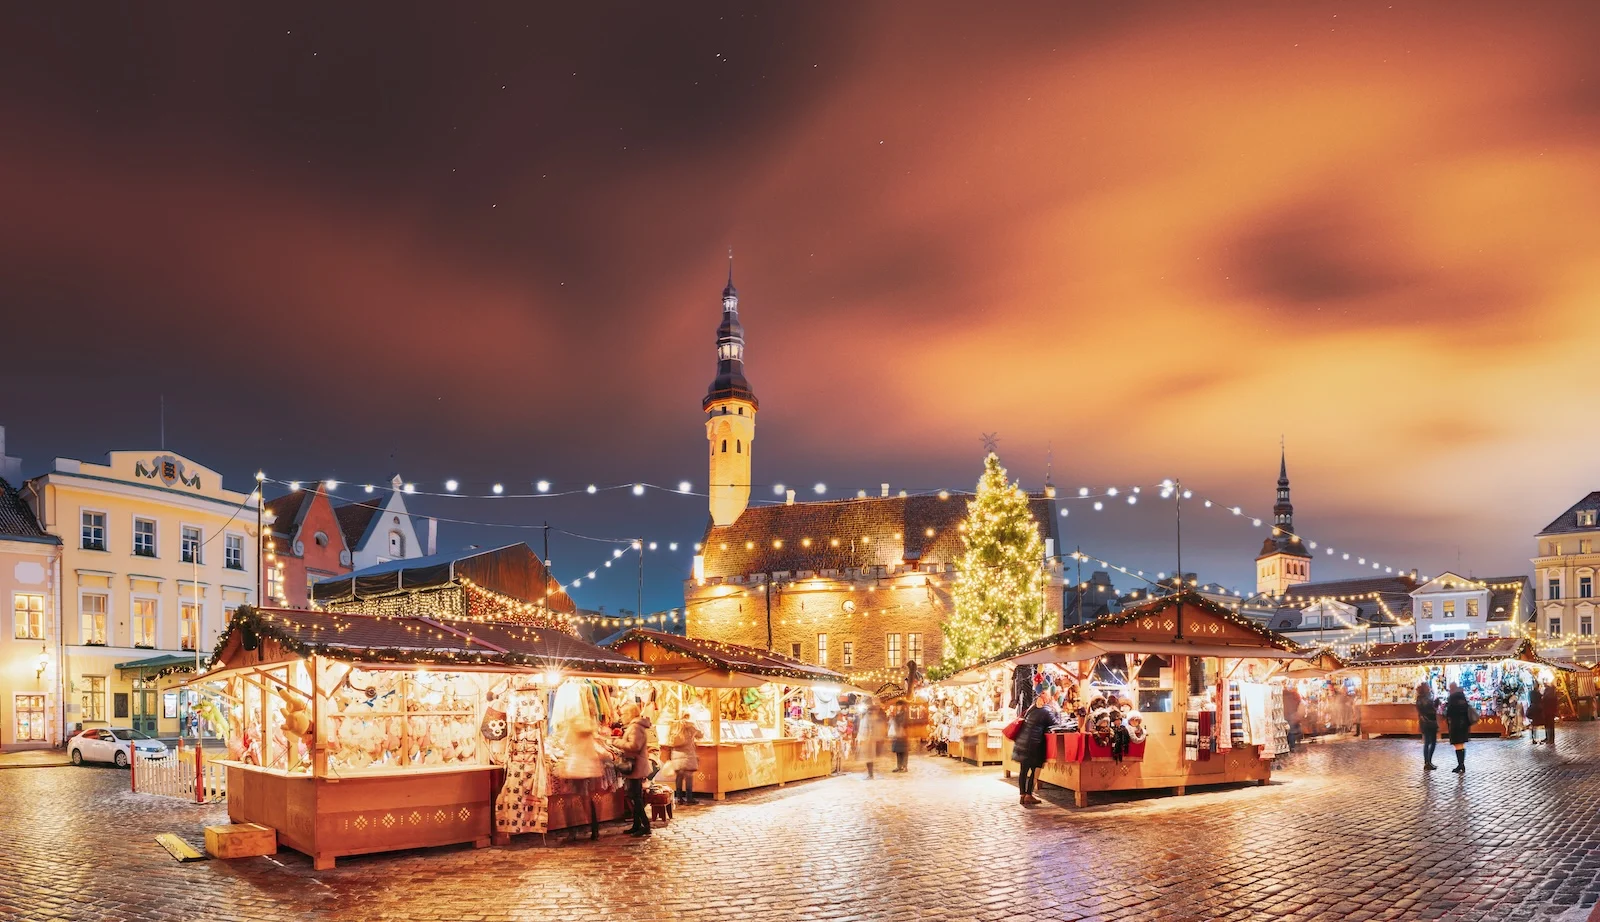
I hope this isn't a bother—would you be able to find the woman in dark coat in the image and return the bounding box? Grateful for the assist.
[1013,691,1057,805]
[1444,682,1473,774]
[1415,682,1439,770]
[1527,680,1544,744]
[1541,680,1560,745]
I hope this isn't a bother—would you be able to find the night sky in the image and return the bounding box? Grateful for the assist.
[4,2,1599,614]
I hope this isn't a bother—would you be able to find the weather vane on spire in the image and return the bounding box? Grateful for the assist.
[979,432,1000,454]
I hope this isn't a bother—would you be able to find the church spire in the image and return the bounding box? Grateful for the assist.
[723,247,737,301]
[1274,439,1293,532]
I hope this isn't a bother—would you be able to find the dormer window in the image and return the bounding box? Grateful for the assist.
[1580,510,1597,527]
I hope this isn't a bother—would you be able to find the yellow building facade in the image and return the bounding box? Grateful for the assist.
[26,451,259,738]
[0,477,62,750]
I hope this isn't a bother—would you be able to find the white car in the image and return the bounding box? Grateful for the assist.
[68,727,169,768]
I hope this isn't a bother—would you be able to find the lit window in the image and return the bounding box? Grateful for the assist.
[80,594,108,645]
[1583,540,1594,555]
[843,641,854,667]
[1422,601,1433,617]
[1580,510,1597,527]
[81,511,105,550]
[180,602,199,651]
[132,598,157,648]
[225,534,245,570]
[790,642,801,658]
[817,633,828,665]
[13,594,45,640]
[181,526,202,564]
[1550,617,1563,637]
[81,676,106,722]
[133,518,157,557]
[266,567,283,602]
[886,633,902,668]
[1443,600,1455,616]
[907,633,922,666]
[1467,599,1479,618]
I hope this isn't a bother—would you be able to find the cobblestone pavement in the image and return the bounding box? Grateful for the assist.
[4,726,1600,922]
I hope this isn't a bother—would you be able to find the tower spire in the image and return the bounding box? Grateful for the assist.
[723,247,737,302]
[705,258,758,526]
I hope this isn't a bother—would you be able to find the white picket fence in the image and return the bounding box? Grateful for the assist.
[133,749,227,803]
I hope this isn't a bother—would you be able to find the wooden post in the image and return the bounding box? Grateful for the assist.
[194,741,205,803]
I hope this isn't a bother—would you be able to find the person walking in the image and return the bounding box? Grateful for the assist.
[1444,682,1473,774]
[1526,680,1544,744]
[618,702,654,837]
[1414,682,1439,770]
[558,717,607,841]
[888,702,910,773]
[1013,691,1058,806]
[860,702,887,778]
[668,712,704,805]
[1541,679,1560,745]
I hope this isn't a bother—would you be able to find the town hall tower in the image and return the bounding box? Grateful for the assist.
[705,256,758,526]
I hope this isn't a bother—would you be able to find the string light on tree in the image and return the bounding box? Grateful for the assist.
[943,453,1049,669]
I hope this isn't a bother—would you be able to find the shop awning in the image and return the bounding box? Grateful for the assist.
[607,629,849,688]
[115,653,200,677]
[199,606,652,679]
[1342,637,1536,668]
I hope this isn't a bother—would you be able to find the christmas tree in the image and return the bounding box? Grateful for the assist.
[943,453,1048,669]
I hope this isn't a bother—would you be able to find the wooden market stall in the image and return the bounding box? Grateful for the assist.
[926,664,1011,766]
[193,606,651,869]
[609,629,848,799]
[1342,638,1574,737]
[982,592,1310,807]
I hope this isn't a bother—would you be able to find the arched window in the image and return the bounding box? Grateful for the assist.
[722,440,728,453]
[736,440,742,454]
[738,407,744,415]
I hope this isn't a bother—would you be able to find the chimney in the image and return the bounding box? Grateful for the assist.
[1409,568,1418,581]
[427,518,438,556]
[881,483,890,498]
[785,489,795,505]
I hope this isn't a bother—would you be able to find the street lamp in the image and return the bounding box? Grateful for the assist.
[35,646,48,682]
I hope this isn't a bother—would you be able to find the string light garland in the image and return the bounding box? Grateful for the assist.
[607,628,846,683]
[942,454,1051,670]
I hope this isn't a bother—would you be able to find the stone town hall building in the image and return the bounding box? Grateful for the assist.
[683,264,1065,685]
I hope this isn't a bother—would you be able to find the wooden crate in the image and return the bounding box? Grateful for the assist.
[204,823,277,859]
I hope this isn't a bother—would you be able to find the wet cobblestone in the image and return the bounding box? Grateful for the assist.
[2,726,1598,921]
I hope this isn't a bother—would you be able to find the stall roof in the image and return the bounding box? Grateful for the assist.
[950,591,1308,677]
[608,629,847,685]
[1342,637,1535,667]
[115,653,199,676]
[311,543,573,613]
[204,606,649,676]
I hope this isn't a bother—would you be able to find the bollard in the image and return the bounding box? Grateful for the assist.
[130,744,138,793]
[195,741,205,803]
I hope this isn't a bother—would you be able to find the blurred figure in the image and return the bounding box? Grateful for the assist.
[1527,680,1544,745]
[558,716,607,841]
[669,711,704,804]
[1541,680,1560,745]
[888,702,909,773]
[1445,682,1472,774]
[860,702,887,779]
[1414,682,1438,771]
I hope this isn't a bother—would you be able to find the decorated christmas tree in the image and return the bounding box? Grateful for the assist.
[943,453,1048,669]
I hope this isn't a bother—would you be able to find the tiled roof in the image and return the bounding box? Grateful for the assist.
[699,493,1059,578]
[334,498,384,551]
[212,607,647,675]
[1258,534,1312,559]
[1482,577,1531,622]
[0,478,55,544]
[263,490,310,537]
[1256,574,1421,627]
[1538,492,1600,536]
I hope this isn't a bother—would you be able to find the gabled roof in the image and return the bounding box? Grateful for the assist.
[0,478,56,545]
[1344,637,1533,666]
[334,497,386,550]
[960,591,1304,675]
[1254,574,1420,627]
[312,542,573,614]
[263,490,311,539]
[699,493,1058,577]
[206,606,648,676]
[1538,492,1600,537]
[610,629,846,683]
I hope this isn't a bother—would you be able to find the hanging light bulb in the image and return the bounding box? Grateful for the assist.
[492,483,504,494]
[537,480,551,493]
[632,484,645,496]
[587,485,597,494]
[678,481,692,493]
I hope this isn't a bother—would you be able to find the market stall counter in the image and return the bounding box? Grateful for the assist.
[609,630,848,799]
[189,606,652,869]
[965,592,1306,807]
[1340,638,1574,738]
